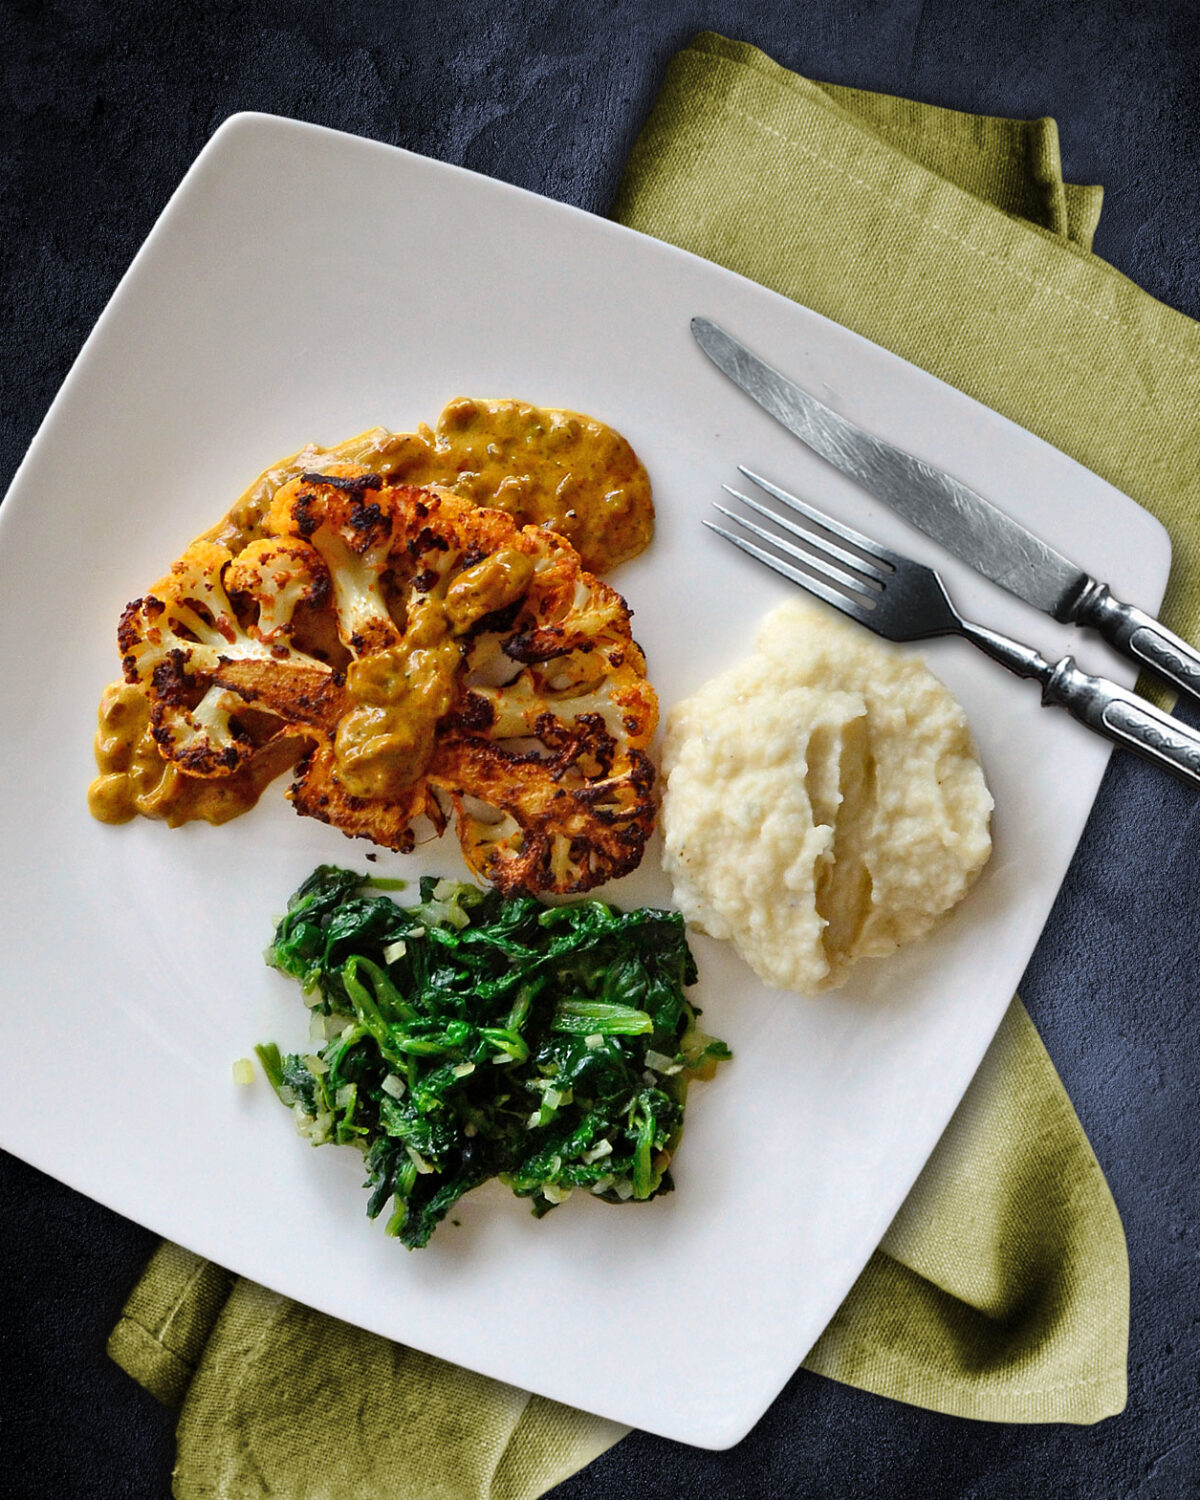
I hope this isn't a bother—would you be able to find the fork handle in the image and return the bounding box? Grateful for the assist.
[1040,658,1200,788]
[961,621,1200,788]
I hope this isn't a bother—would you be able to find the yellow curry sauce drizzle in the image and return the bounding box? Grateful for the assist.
[88,398,651,828]
[88,681,304,826]
[333,548,535,800]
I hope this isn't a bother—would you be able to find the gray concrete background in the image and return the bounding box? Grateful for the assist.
[2,2,1198,1495]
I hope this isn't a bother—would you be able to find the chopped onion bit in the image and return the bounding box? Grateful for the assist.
[643,1049,680,1074]
[405,1145,434,1175]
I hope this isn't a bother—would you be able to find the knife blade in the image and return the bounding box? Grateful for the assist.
[692,315,1200,705]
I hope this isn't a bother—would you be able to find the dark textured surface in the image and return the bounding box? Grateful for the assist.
[2,2,1198,1495]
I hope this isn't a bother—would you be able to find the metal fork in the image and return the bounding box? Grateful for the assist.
[707,468,1200,790]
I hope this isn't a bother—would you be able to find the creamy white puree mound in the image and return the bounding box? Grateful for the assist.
[661,600,993,995]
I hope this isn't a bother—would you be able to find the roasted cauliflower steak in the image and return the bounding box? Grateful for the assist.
[117,472,658,893]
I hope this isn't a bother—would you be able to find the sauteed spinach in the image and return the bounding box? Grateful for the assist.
[257,866,730,1248]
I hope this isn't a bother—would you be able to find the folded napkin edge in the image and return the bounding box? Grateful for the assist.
[657,37,1200,369]
[802,1329,1127,1424]
[107,1313,195,1410]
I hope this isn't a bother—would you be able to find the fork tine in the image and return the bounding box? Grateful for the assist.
[720,485,889,587]
[737,467,899,567]
[702,519,876,626]
[712,502,878,600]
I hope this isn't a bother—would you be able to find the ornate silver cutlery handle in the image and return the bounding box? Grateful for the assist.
[961,621,1200,787]
[1070,581,1200,702]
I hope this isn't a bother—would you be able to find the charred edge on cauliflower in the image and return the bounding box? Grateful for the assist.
[299,470,384,493]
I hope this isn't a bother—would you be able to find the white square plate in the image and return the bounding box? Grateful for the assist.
[0,115,1169,1448]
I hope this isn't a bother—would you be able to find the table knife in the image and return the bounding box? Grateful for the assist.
[692,315,1200,705]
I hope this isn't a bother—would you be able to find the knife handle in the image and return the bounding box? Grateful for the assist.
[1071,581,1200,706]
[1040,656,1200,789]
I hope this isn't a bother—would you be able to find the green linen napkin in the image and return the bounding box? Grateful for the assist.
[105,33,1200,1493]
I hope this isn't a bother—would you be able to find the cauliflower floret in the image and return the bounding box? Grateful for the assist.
[118,539,331,775]
[224,536,330,644]
[268,466,399,654]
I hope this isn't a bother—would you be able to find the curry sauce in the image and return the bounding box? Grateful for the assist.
[207,398,653,576]
[387,399,652,576]
[88,680,304,826]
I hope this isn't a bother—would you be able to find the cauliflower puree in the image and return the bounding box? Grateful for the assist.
[661,600,993,995]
